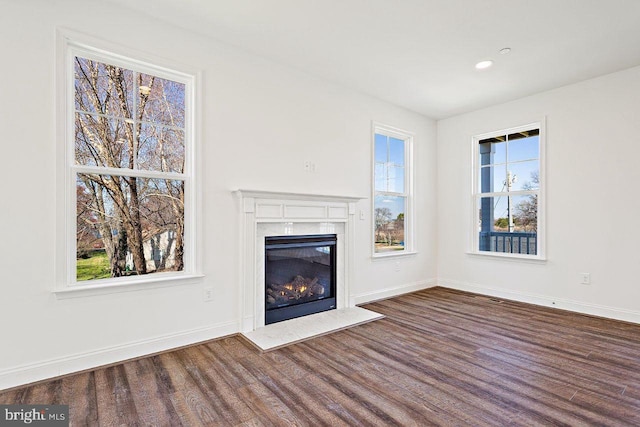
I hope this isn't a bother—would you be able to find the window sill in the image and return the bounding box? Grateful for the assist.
[54,273,204,299]
[466,251,547,264]
[372,250,417,260]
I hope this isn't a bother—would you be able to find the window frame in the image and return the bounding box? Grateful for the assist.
[372,122,415,258]
[55,31,202,296]
[470,121,546,260]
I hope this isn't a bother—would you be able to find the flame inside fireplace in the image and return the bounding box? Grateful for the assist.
[267,275,325,305]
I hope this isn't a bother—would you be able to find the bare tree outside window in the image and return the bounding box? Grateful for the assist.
[74,57,187,281]
[515,171,539,232]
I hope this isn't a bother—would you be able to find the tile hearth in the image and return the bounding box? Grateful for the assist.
[241,306,384,351]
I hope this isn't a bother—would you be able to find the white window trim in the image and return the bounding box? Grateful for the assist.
[372,122,416,259]
[469,119,546,261]
[55,29,203,297]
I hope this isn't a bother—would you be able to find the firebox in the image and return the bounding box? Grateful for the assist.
[264,234,337,325]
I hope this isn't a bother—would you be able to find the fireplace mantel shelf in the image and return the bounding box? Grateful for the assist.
[233,189,366,204]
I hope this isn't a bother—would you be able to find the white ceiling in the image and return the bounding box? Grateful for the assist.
[103,0,640,119]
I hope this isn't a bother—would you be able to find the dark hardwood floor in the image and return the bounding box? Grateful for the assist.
[2,287,640,426]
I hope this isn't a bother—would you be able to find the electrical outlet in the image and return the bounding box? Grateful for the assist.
[394,261,400,272]
[204,287,214,302]
[580,273,591,285]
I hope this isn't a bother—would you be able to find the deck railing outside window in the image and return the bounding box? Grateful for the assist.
[480,231,537,255]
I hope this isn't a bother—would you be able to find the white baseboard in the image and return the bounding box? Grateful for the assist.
[439,278,640,325]
[352,278,437,306]
[0,320,238,392]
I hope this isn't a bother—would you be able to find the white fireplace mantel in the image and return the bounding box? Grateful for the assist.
[234,189,366,333]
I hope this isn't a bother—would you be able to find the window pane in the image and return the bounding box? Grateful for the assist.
[374,133,388,163]
[375,134,405,193]
[374,163,387,192]
[374,195,405,253]
[388,165,405,193]
[478,164,507,193]
[389,137,405,166]
[479,139,506,165]
[513,194,538,233]
[139,73,186,128]
[75,114,132,168]
[478,195,537,255]
[493,140,507,164]
[508,135,539,162]
[138,124,185,172]
[74,57,133,118]
[76,173,185,281]
[508,161,539,191]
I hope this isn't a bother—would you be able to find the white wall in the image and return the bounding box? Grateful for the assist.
[0,0,437,389]
[437,65,640,322]
[14,0,640,393]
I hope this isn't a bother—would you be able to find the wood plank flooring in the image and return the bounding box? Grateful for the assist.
[2,287,640,426]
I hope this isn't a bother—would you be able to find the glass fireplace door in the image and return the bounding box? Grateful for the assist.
[265,234,337,324]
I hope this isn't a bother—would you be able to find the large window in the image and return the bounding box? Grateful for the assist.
[473,123,543,258]
[373,123,413,256]
[62,38,196,287]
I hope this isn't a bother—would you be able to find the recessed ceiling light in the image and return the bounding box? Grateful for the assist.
[475,60,493,70]
[499,47,511,55]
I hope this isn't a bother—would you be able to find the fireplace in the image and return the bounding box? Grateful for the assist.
[235,189,364,332]
[265,234,337,324]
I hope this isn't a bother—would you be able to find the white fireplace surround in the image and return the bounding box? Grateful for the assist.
[235,190,365,333]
